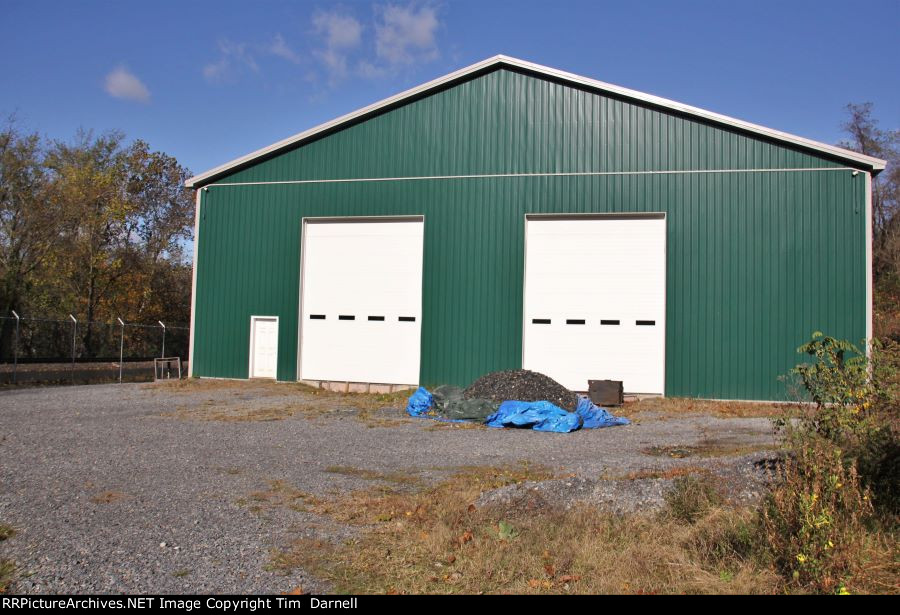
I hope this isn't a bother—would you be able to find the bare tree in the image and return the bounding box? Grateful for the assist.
[839,103,899,277]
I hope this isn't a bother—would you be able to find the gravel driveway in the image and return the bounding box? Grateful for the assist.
[0,381,779,594]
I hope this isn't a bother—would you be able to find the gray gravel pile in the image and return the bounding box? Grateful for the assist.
[476,451,780,516]
[463,369,577,411]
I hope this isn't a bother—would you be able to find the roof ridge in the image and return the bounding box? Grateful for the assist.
[186,55,886,187]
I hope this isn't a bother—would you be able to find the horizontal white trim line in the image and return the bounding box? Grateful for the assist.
[186,55,885,188]
[201,166,863,189]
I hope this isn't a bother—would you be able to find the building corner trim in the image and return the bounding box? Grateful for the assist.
[187,189,202,377]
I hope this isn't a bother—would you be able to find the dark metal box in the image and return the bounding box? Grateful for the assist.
[588,380,624,406]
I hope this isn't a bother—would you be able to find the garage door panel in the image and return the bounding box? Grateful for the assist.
[523,216,666,394]
[300,219,423,385]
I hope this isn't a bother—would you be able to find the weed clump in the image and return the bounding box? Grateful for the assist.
[664,475,724,524]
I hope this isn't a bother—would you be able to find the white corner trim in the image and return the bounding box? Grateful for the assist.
[185,54,886,188]
[187,189,202,377]
[865,171,873,352]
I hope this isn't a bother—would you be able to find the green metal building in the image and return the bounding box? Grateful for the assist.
[185,55,886,401]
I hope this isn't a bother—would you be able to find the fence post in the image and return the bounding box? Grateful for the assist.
[11,311,19,385]
[159,321,166,358]
[69,314,77,385]
[117,318,125,383]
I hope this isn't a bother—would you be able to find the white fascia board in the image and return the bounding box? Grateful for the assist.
[185,54,886,188]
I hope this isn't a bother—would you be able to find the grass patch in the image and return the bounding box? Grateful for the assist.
[241,480,319,514]
[172,569,191,578]
[324,466,422,486]
[158,381,413,427]
[0,524,15,594]
[617,465,711,481]
[663,476,725,524]
[267,464,778,594]
[422,421,486,432]
[263,460,893,594]
[643,441,782,459]
[621,397,786,419]
[0,559,14,594]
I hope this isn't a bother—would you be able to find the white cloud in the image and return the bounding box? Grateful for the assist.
[199,3,442,89]
[374,3,439,67]
[269,34,303,64]
[104,66,150,103]
[311,10,363,82]
[203,40,259,83]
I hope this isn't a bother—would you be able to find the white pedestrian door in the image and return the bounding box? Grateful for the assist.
[523,215,666,394]
[300,219,424,385]
[250,316,279,379]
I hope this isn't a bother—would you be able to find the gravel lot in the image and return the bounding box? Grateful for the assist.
[0,380,779,594]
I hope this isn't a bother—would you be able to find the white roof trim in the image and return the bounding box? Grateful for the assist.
[186,54,886,187]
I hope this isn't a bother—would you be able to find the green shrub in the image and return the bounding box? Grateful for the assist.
[786,333,900,515]
[765,332,900,592]
[761,438,873,594]
[789,332,872,441]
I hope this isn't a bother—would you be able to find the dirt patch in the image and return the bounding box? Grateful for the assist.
[90,491,129,504]
[422,421,486,432]
[239,480,320,515]
[620,397,788,419]
[643,441,782,459]
[619,465,712,481]
[324,466,422,486]
[155,383,413,427]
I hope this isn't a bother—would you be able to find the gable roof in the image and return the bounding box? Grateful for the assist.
[186,54,886,188]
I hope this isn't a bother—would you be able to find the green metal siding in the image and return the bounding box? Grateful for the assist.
[191,68,867,400]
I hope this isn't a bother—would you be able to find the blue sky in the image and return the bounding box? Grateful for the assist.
[3,0,898,177]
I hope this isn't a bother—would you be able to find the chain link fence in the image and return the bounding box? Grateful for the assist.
[0,314,189,385]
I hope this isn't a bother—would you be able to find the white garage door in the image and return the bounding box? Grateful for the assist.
[249,316,279,379]
[299,218,424,384]
[523,215,666,394]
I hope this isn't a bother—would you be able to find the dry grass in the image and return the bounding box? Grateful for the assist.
[642,440,783,459]
[422,421,486,432]
[0,560,14,594]
[617,465,712,481]
[621,397,788,420]
[90,490,128,504]
[267,464,778,594]
[157,381,412,427]
[0,523,15,594]
[324,466,422,486]
[238,480,320,514]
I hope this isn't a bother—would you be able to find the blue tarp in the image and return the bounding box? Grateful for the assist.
[405,387,434,417]
[575,396,631,428]
[485,400,583,432]
[404,386,468,423]
[405,386,630,432]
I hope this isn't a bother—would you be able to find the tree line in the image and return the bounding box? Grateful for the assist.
[0,120,194,359]
[841,104,900,339]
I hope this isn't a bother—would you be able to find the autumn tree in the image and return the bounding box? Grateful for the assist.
[0,121,58,357]
[0,124,194,359]
[840,103,900,338]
